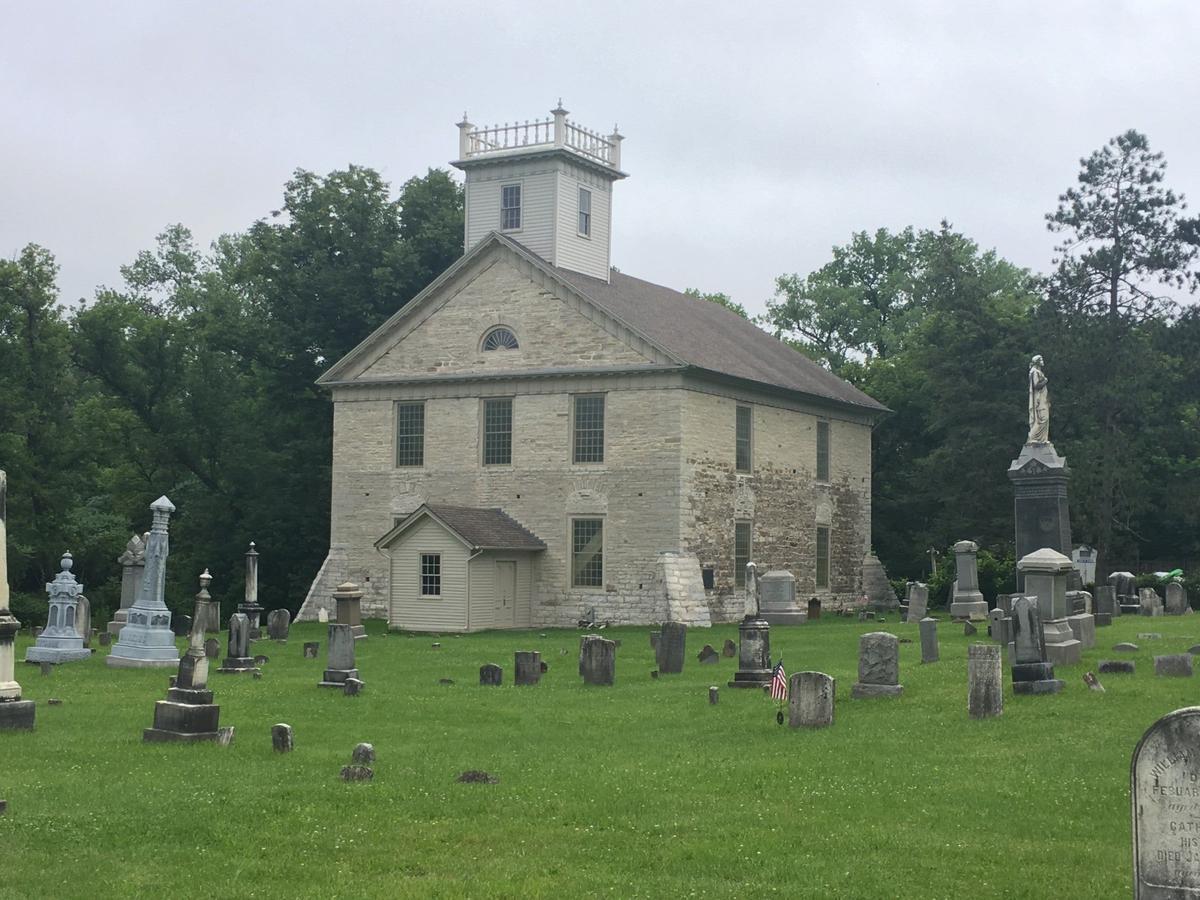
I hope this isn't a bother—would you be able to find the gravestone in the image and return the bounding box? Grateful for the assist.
[108,533,147,636]
[317,607,329,624]
[1114,642,1139,653]
[1083,671,1105,692]
[1154,655,1194,678]
[1166,582,1189,616]
[1011,595,1063,695]
[967,643,1003,719]
[193,569,220,635]
[343,678,364,696]
[788,671,835,728]
[1067,590,1091,615]
[919,617,939,664]
[75,596,91,646]
[0,471,36,730]
[1066,613,1096,650]
[1140,588,1165,618]
[905,582,928,623]
[352,742,375,764]
[319,623,359,688]
[217,613,257,674]
[267,608,291,641]
[1098,660,1135,675]
[1132,706,1200,896]
[107,496,182,669]
[988,608,1011,645]
[579,636,616,686]
[656,622,686,674]
[850,632,903,698]
[759,569,805,624]
[303,641,319,659]
[26,553,90,664]
[1094,584,1120,620]
[807,598,821,621]
[708,686,719,705]
[950,541,987,620]
[963,621,977,636]
[479,663,502,686]
[334,581,367,640]
[203,638,219,659]
[271,723,293,752]
[996,594,1014,616]
[728,616,772,689]
[722,638,736,658]
[1018,548,1082,666]
[514,651,541,686]
[98,631,111,647]
[862,553,898,612]
[171,615,192,637]
[143,571,222,743]
[697,644,719,664]
[239,542,264,639]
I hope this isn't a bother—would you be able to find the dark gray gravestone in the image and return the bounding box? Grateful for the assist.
[656,622,686,674]
[850,632,902,698]
[98,631,112,647]
[697,644,719,664]
[967,644,1003,719]
[722,638,736,658]
[708,686,719,705]
[1098,660,1135,675]
[1114,642,1139,653]
[580,637,616,686]
[514,651,541,686]
[343,678,364,696]
[271,723,293,752]
[340,765,373,782]
[479,664,502,686]
[1154,655,1194,678]
[1011,596,1063,695]
[352,742,375,764]
[267,608,291,640]
[203,638,219,659]
[303,641,319,659]
[1132,706,1200,896]
[919,618,938,664]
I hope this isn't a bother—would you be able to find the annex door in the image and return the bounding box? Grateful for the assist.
[496,561,517,628]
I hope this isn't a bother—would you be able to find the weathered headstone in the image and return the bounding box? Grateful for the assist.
[1066,613,1096,650]
[988,607,1011,645]
[1132,707,1200,895]
[26,553,91,664]
[192,568,220,635]
[950,541,987,619]
[1139,633,1163,640]
[319,623,359,687]
[1166,582,1189,616]
[514,650,541,686]
[1011,595,1063,695]
[75,596,91,646]
[963,621,977,636]
[343,677,364,696]
[708,686,719,705]
[1018,548,1083,666]
[303,641,319,659]
[788,671,835,727]
[759,569,805,624]
[479,663,502,686]
[334,581,367,640]
[807,598,821,621]
[919,617,939,664]
[98,631,111,647]
[1114,642,1140,652]
[1154,655,1194,678]
[352,742,375,764]
[656,622,686,674]
[239,542,264,639]
[217,613,257,674]
[267,608,291,641]
[1098,660,1135,675]
[1083,671,1105,692]
[722,638,736,658]
[204,638,219,659]
[271,723,293,752]
[1094,585,1119,621]
[108,496,182,669]
[317,607,329,624]
[0,471,36,731]
[1140,588,1165,617]
[996,594,1014,616]
[579,636,616,686]
[905,582,928,623]
[967,643,1003,719]
[108,532,147,636]
[340,765,373,782]
[851,632,903,698]
[728,616,772,689]
[697,644,719,664]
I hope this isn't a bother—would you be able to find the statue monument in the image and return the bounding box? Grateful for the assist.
[1007,355,1073,589]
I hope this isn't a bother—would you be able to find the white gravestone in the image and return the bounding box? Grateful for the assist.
[1132,706,1200,897]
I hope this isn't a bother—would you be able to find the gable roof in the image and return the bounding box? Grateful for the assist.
[320,231,886,415]
[375,504,546,552]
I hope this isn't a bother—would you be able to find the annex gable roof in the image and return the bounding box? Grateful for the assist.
[375,504,546,553]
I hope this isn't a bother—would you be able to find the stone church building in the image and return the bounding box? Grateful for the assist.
[297,105,887,630]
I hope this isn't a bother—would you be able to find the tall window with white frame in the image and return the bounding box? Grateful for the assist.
[816,420,831,482]
[573,394,605,464]
[815,526,830,589]
[734,521,752,588]
[483,398,513,466]
[395,401,424,467]
[578,187,592,237]
[735,405,752,472]
[500,184,521,230]
[572,518,604,588]
[420,553,441,597]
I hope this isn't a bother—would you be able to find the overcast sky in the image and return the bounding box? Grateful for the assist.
[3,1,1198,317]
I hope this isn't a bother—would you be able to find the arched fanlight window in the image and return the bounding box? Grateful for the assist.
[482,326,519,351]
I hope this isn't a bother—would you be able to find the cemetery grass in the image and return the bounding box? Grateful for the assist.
[2,617,1191,899]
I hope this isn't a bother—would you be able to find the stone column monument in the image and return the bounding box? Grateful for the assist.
[1007,355,1073,589]
[192,568,220,636]
[1018,547,1082,666]
[107,496,182,669]
[334,581,366,640]
[949,541,987,620]
[729,562,772,689]
[107,533,146,636]
[25,552,91,664]
[0,470,36,730]
[239,542,264,639]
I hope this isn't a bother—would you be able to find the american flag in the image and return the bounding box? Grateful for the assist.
[769,659,788,702]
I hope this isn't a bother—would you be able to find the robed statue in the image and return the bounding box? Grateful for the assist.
[1027,355,1050,444]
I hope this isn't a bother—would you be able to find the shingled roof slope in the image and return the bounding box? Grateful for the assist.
[554,266,887,412]
[426,505,546,550]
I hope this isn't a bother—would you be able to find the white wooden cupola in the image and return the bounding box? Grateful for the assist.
[452,101,626,281]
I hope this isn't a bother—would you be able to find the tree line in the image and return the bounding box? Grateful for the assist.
[2,130,1197,623]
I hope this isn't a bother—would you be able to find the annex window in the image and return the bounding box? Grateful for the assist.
[735,405,752,472]
[815,526,830,589]
[573,394,605,464]
[395,402,425,467]
[481,326,519,351]
[571,518,604,588]
[482,398,513,466]
[420,553,441,597]
[501,183,521,230]
[816,420,830,482]
[734,521,752,588]
[578,187,592,236]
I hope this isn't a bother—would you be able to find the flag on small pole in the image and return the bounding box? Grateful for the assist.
[770,658,788,702]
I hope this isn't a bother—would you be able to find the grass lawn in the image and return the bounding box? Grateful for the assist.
[1,613,1195,898]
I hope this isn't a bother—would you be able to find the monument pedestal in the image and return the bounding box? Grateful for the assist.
[728,617,772,688]
[143,687,221,742]
[1008,442,1072,591]
[0,699,36,730]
